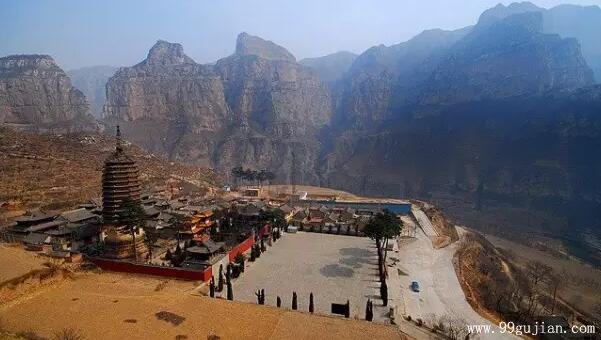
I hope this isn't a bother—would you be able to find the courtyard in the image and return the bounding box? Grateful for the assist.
[234,232,390,321]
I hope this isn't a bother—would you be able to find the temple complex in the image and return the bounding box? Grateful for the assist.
[101,127,149,260]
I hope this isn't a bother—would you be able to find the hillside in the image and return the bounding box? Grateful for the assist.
[454,231,601,329]
[0,127,219,213]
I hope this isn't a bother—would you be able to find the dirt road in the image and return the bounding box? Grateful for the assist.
[393,213,515,339]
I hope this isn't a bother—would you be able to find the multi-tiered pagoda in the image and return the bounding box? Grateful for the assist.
[101,127,149,260]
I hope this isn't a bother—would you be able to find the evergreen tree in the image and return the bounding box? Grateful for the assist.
[226,280,233,300]
[380,280,388,306]
[309,293,314,313]
[209,276,215,298]
[276,296,281,308]
[218,264,224,292]
[292,292,298,310]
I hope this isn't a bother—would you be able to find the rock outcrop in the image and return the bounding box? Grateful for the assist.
[105,35,331,183]
[0,55,95,131]
[235,32,296,62]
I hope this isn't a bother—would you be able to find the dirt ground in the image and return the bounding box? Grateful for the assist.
[0,245,46,283]
[0,268,407,340]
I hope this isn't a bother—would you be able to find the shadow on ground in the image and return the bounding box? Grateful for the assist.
[320,264,354,277]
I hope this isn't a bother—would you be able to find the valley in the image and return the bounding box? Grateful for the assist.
[1,1,601,338]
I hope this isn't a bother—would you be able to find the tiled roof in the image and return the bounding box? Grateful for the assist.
[26,220,65,233]
[24,232,49,245]
[59,208,98,223]
[187,240,225,254]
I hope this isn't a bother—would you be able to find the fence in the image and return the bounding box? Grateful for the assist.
[228,235,255,262]
[87,256,212,281]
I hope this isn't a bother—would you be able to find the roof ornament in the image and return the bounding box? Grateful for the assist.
[115,125,123,153]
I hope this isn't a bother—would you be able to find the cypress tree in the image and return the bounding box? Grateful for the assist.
[309,293,314,313]
[209,276,215,298]
[276,296,281,308]
[226,280,233,301]
[218,264,224,292]
[381,280,388,306]
[292,292,298,310]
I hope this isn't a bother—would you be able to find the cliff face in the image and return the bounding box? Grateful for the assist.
[0,55,95,131]
[321,8,601,261]
[322,89,601,262]
[336,27,471,128]
[105,35,331,182]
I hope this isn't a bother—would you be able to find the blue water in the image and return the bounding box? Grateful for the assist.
[307,200,412,215]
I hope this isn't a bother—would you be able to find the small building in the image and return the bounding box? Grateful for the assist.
[181,240,226,269]
[23,232,49,250]
[243,188,260,197]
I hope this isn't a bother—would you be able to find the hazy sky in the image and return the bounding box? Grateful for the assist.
[1,0,600,70]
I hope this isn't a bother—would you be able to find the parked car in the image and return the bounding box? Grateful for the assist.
[410,281,420,292]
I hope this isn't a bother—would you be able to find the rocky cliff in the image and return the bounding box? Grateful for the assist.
[105,34,331,183]
[321,6,601,264]
[0,55,95,131]
[478,1,601,82]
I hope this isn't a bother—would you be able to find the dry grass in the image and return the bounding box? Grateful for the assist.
[0,245,47,283]
[0,127,219,211]
[0,271,407,340]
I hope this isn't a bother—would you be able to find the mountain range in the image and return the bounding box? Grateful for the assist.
[1,1,600,264]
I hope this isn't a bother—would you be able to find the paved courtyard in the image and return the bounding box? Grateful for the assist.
[233,232,390,321]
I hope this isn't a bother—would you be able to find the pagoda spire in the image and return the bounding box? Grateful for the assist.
[115,125,123,153]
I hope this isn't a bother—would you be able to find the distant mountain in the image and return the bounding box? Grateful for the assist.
[479,1,601,82]
[0,55,95,132]
[299,51,357,83]
[322,3,601,265]
[419,11,593,105]
[104,34,331,183]
[68,65,118,118]
[337,27,472,128]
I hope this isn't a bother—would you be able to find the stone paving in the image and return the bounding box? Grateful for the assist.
[232,232,391,321]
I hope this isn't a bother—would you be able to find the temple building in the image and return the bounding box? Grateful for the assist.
[101,127,149,260]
